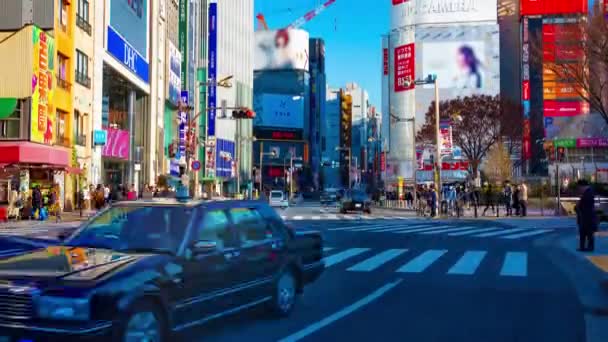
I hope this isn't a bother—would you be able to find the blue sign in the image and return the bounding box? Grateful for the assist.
[207,3,217,137]
[191,160,201,171]
[109,0,148,58]
[216,139,235,178]
[93,130,108,146]
[177,111,187,159]
[170,159,180,177]
[523,100,530,119]
[181,90,189,105]
[107,26,149,83]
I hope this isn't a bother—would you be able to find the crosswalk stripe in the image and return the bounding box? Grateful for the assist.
[473,228,528,238]
[396,249,447,273]
[394,225,452,234]
[500,252,527,277]
[500,229,553,240]
[328,222,408,232]
[447,227,502,236]
[347,249,408,272]
[281,216,287,220]
[323,247,334,252]
[350,223,417,232]
[311,216,321,220]
[419,226,477,235]
[447,251,487,275]
[323,248,370,267]
[374,224,433,233]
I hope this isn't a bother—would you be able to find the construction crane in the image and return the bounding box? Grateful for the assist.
[256,0,337,31]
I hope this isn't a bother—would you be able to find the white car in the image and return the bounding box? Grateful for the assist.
[269,190,289,209]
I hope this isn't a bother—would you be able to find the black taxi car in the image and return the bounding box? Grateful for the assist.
[0,199,324,341]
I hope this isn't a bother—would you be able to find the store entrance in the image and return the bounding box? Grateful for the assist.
[104,161,125,186]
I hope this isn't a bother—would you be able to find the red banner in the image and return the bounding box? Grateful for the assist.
[422,161,469,171]
[521,0,588,16]
[380,152,386,172]
[523,119,531,160]
[392,0,409,5]
[543,100,588,117]
[394,43,415,92]
[383,48,389,75]
[522,81,530,101]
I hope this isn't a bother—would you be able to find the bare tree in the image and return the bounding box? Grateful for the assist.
[417,95,502,175]
[531,10,608,124]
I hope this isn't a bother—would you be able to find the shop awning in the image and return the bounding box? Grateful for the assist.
[0,142,70,167]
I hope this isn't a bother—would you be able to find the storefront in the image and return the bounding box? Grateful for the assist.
[215,138,236,196]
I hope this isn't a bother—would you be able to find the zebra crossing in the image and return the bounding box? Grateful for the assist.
[322,246,529,277]
[282,214,414,221]
[321,220,558,240]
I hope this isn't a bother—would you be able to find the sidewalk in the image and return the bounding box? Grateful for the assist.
[0,210,94,229]
[558,231,608,292]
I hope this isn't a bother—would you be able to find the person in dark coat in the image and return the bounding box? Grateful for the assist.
[575,180,598,252]
[31,186,42,219]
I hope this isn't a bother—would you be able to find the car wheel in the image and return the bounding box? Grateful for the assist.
[115,300,167,342]
[268,269,297,317]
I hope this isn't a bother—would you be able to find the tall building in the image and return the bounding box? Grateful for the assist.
[0,0,77,207]
[309,38,326,189]
[346,83,369,181]
[322,88,342,189]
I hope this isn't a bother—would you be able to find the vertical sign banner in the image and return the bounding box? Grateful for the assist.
[416,147,424,170]
[178,0,188,90]
[31,27,55,145]
[178,91,189,159]
[522,17,531,161]
[394,43,415,92]
[207,2,217,137]
[439,122,453,156]
[383,48,389,75]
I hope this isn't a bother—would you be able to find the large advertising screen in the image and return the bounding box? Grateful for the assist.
[110,0,148,58]
[253,94,305,129]
[31,27,55,145]
[107,0,149,82]
[168,41,182,106]
[415,25,500,120]
[254,29,310,71]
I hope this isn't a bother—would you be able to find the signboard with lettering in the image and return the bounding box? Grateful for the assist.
[102,128,130,160]
[207,2,217,137]
[255,130,303,141]
[31,27,55,145]
[392,0,496,29]
[394,43,415,92]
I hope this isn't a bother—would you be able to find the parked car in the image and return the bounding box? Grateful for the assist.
[320,189,339,205]
[340,189,372,214]
[269,190,289,209]
[0,199,324,341]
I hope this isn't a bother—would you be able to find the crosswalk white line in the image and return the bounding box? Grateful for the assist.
[292,216,304,221]
[394,225,452,234]
[396,249,447,273]
[323,247,334,252]
[447,251,487,275]
[447,227,502,236]
[373,224,432,233]
[328,222,408,232]
[281,216,287,220]
[500,229,553,240]
[323,248,370,267]
[473,228,528,238]
[311,216,321,220]
[350,223,418,232]
[347,249,408,272]
[419,226,477,235]
[500,252,527,277]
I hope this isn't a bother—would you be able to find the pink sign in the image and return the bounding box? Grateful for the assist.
[394,43,415,92]
[543,100,588,117]
[576,138,608,148]
[102,128,130,160]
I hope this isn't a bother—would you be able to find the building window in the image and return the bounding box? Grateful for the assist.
[59,0,69,31]
[56,110,69,146]
[75,50,90,88]
[76,0,91,35]
[57,54,71,91]
[74,110,86,146]
[0,101,21,140]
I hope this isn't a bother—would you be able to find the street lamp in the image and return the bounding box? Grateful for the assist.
[336,146,352,189]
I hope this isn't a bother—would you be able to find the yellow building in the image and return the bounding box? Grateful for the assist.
[0,1,77,209]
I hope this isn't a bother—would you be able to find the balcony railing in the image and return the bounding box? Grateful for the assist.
[56,75,72,92]
[75,72,91,88]
[76,16,91,35]
[75,134,86,146]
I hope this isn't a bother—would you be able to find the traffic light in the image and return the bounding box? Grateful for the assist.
[426,74,437,83]
[232,108,256,119]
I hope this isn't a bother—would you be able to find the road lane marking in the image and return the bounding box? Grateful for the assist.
[292,216,304,221]
[396,250,448,273]
[447,227,502,236]
[311,216,321,220]
[373,224,432,233]
[447,251,487,275]
[278,279,403,342]
[500,252,527,277]
[473,228,528,237]
[418,226,477,235]
[394,225,452,234]
[500,229,553,240]
[323,247,334,252]
[347,249,408,272]
[323,248,370,267]
[327,223,407,231]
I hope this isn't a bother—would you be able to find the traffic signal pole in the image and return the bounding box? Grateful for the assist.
[555,146,560,216]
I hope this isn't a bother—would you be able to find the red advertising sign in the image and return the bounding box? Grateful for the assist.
[394,43,415,92]
[522,81,530,101]
[383,48,389,75]
[577,138,608,148]
[521,0,588,16]
[422,161,469,171]
[556,45,584,61]
[380,152,386,172]
[543,100,588,117]
[392,0,409,4]
[542,24,556,42]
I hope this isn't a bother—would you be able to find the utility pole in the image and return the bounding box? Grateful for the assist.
[259,141,264,196]
[434,78,442,207]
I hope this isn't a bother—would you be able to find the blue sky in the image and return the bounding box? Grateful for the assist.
[254,0,390,107]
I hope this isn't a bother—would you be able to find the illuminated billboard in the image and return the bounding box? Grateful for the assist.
[253,94,304,129]
[31,27,55,145]
[254,29,310,71]
[520,0,588,16]
[392,0,497,29]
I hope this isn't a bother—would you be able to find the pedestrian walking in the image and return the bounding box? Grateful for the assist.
[503,182,513,216]
[519,182,528,217]
[482,183,495,216]
[31,185,42,219]
[575,180,598,251]
[513,184,521,216]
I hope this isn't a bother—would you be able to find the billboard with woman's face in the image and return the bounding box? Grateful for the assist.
[254,29,310,71]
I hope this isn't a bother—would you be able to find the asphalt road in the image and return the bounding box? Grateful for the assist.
[0,205,589,341]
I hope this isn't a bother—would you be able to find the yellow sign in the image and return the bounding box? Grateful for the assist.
[31,27,55,145]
